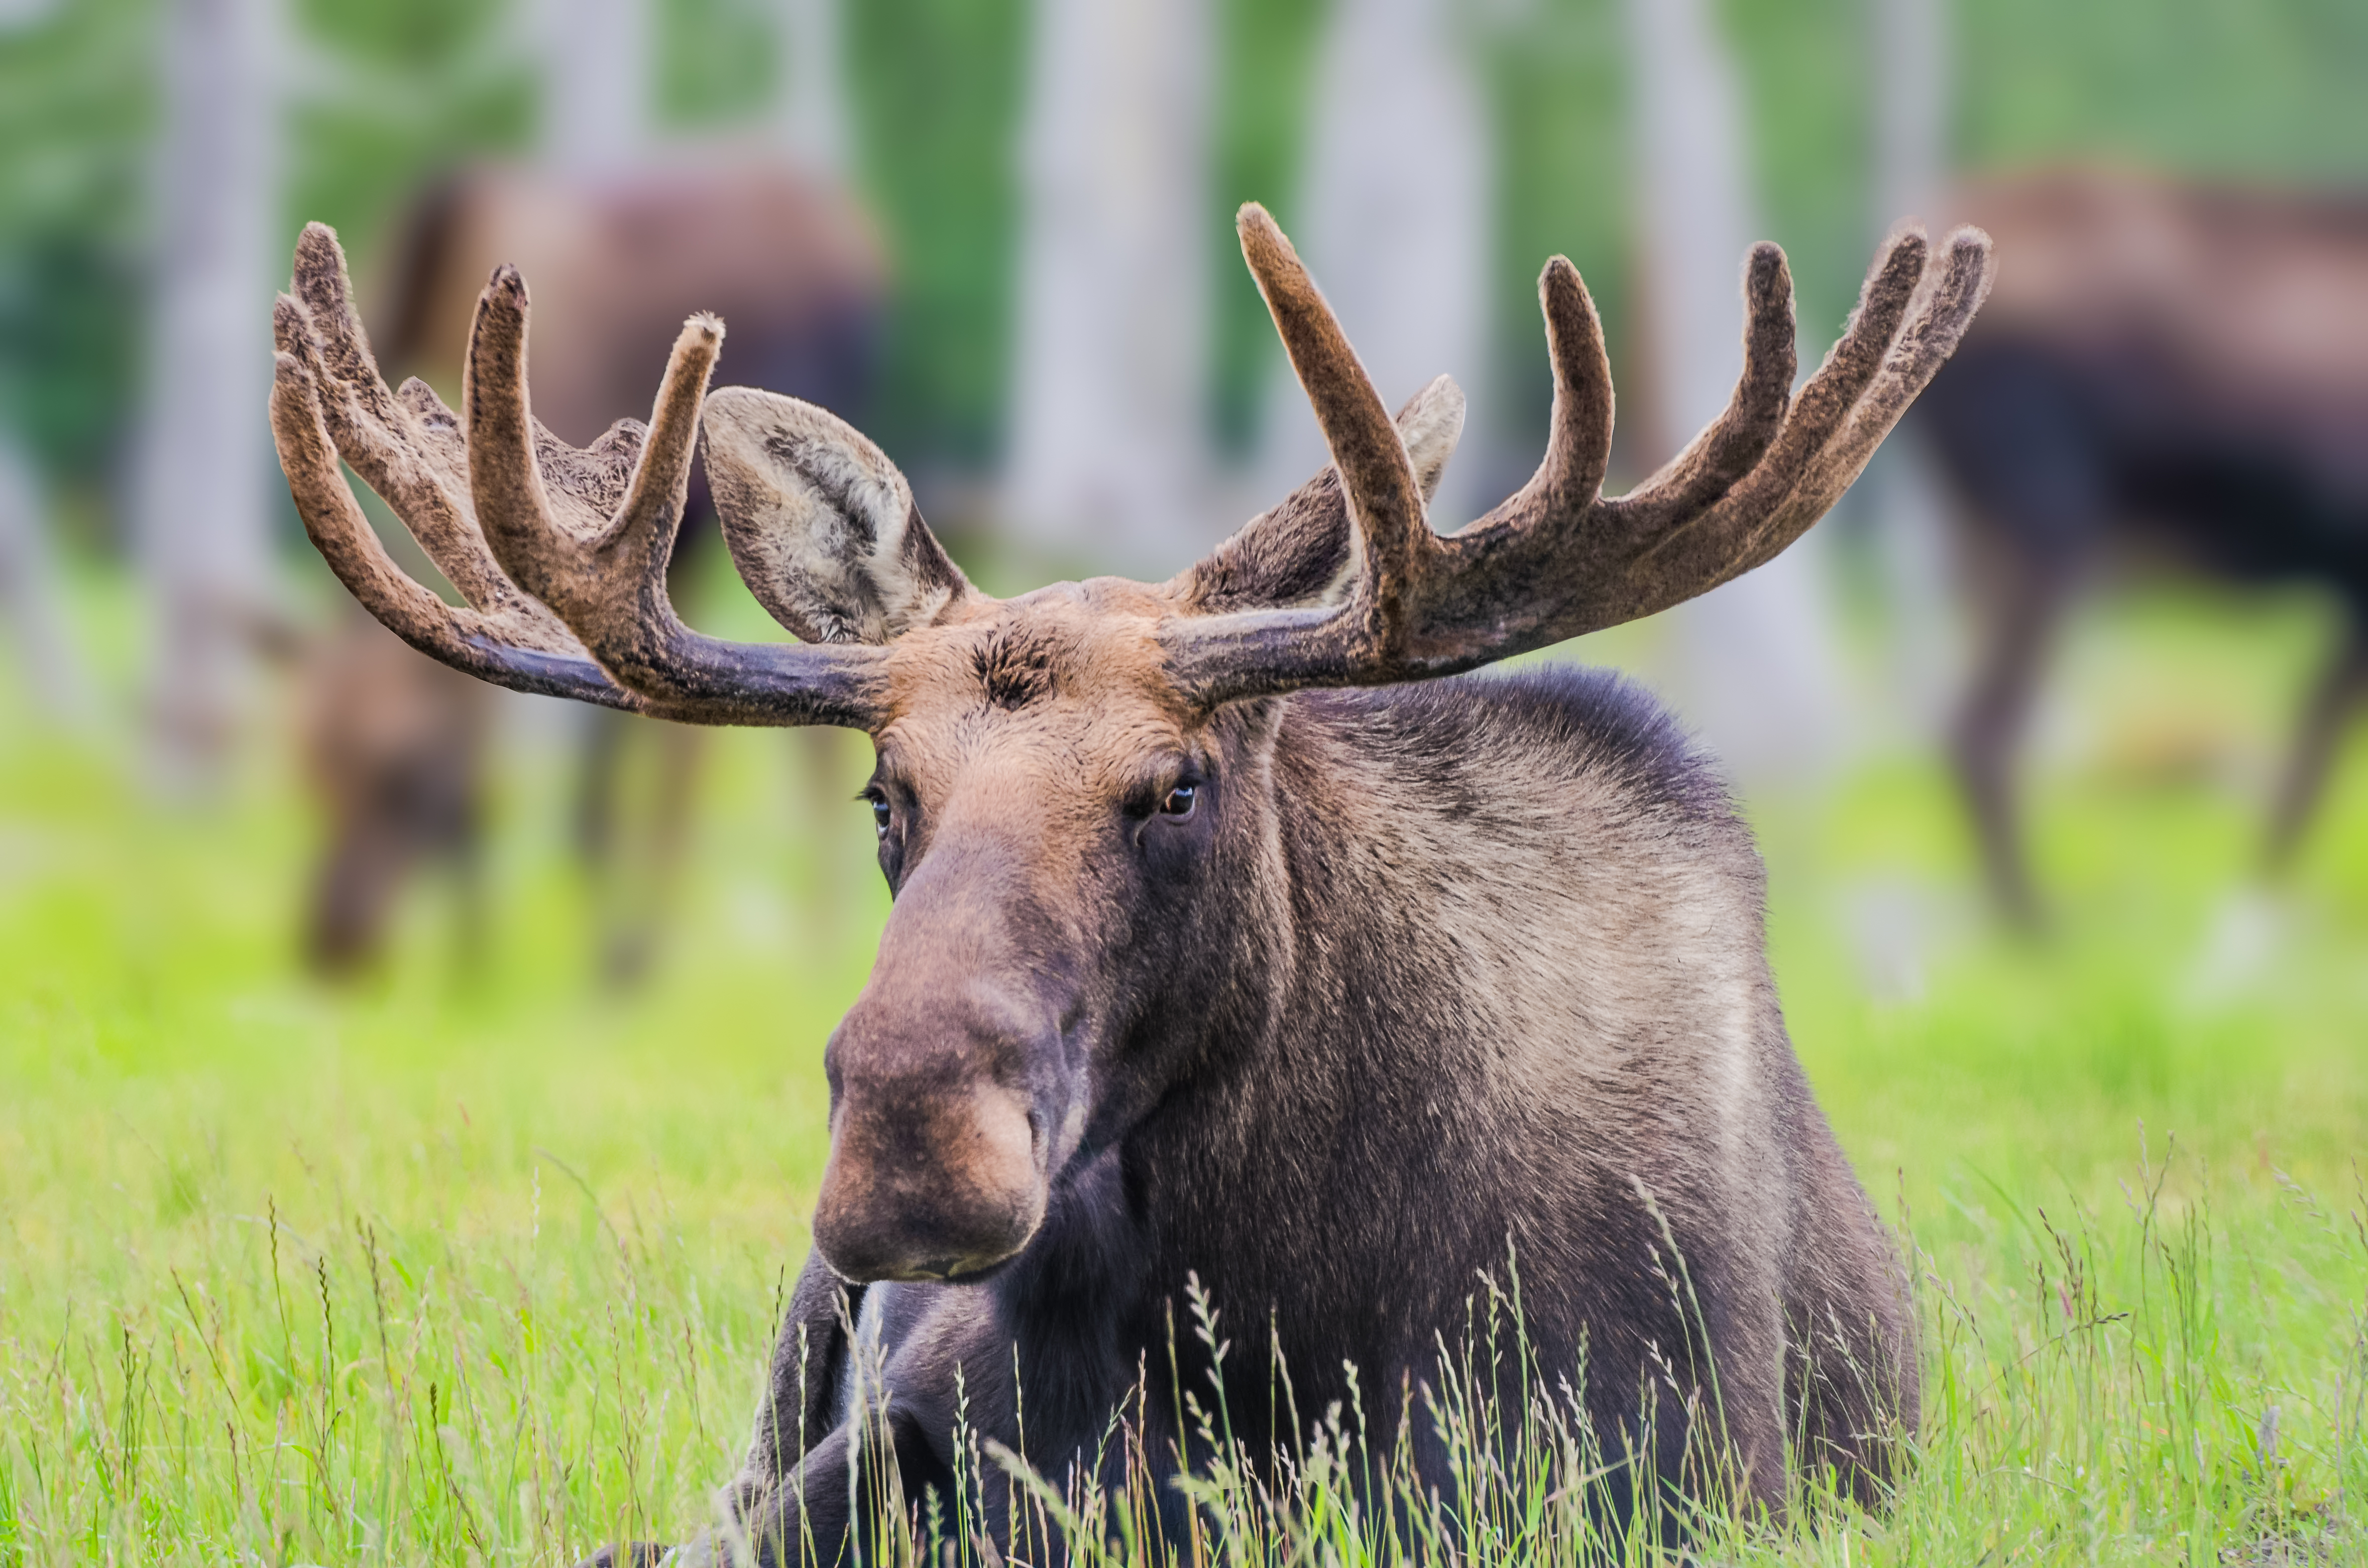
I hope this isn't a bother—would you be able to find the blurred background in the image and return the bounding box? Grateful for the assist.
[1,0,2363,1021]
[9,15,2367,1556]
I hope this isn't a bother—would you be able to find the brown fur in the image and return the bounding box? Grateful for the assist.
[268,203,1991,1559]
[379,161,882,448]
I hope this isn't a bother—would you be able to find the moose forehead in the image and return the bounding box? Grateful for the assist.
[872,578,1199,777]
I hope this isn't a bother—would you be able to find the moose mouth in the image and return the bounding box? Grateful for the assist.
[904,1248,1030,1287]
[824,1216,1043,1287]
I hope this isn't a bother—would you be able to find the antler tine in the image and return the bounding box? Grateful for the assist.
[1728,225,1994,575]
[286,224,530,615]
[1171,375,1465,617]
[268,333,644,709]
[1471,244,1792,550]
[1235,204,1435,641]
[459,265,888,727]
[1524,255,1619,518]
[1600,243,1797,528]
[1607,225,1988,617]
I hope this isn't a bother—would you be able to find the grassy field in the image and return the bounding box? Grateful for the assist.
[2,568,2365,1565]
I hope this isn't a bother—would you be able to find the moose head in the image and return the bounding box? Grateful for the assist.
[271,207,1989,1286]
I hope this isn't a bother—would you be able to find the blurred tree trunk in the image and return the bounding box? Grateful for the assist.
[1864,0,1963,742]
[539,0,650,170]
[1003,0,1212,575]
[135,0,280,791]
[774,0,850,174]
[1625,0,1854,789]
[1255,0,1493,530]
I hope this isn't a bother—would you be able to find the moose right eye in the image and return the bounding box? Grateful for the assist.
[869,795,892,838]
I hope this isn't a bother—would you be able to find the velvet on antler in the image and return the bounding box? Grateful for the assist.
[1157,205,1994,708]
[270,223,889,729]
[271,205,1991,731]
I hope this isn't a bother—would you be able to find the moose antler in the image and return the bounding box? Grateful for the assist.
[269,223,888,728]
[1158,204,1995,706]
[275,206,1987,734]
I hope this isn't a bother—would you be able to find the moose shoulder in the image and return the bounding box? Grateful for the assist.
[269,206,1991,1559]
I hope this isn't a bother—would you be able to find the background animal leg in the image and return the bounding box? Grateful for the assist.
[448,798,486,981]
[573,711,705,987]
[305,817,411,975]
[572,706,627,870]
[2265,614,2368,875]
[607,722,702,984]
[1952,547,2068,927]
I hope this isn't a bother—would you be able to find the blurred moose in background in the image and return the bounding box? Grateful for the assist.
[1919,167,2368,923]
[293,609,488,975]
[295,153,884,977]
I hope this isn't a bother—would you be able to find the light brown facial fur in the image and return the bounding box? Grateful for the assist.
[813,583,1212,1281]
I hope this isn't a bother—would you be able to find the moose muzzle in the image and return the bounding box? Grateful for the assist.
[814,1084,1044,1281]
[812,1065,1047,1283]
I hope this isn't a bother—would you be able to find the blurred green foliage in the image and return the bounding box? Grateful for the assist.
[281,0,537,267]
[2,0,2365,510]
[1207,0,1327,454]
[0,0,151,501]
[845,0,1029,466]
[1959,0,2368,178]
[656,0,779,130]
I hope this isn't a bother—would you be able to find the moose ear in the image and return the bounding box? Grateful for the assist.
[701,387,976,645]
[1176,375,1464,614]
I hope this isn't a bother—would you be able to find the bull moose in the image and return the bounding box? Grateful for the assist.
[267,205,1991,1557]
[1918,167,2368,922]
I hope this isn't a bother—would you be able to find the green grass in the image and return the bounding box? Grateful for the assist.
[2,568,2366,1564]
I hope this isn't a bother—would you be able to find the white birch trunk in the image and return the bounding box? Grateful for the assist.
[136,0,280,789]
[1864,0,1960,741]
[1003,0,1213,576]
[540,0,651,170]
[1624,0,1854,788]
[774,0,850,174]
[1256,0,1493,529]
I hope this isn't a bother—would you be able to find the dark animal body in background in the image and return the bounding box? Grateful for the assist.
[268,198,1992,1558]
[1915,167,2368,922]
[369,157,885,979]
[378,157,884,452]
[291,609,485,974]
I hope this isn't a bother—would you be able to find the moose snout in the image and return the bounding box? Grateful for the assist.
[813,1076,1046,1283]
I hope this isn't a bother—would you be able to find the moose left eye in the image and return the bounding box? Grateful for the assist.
[1159,784,1197,818]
